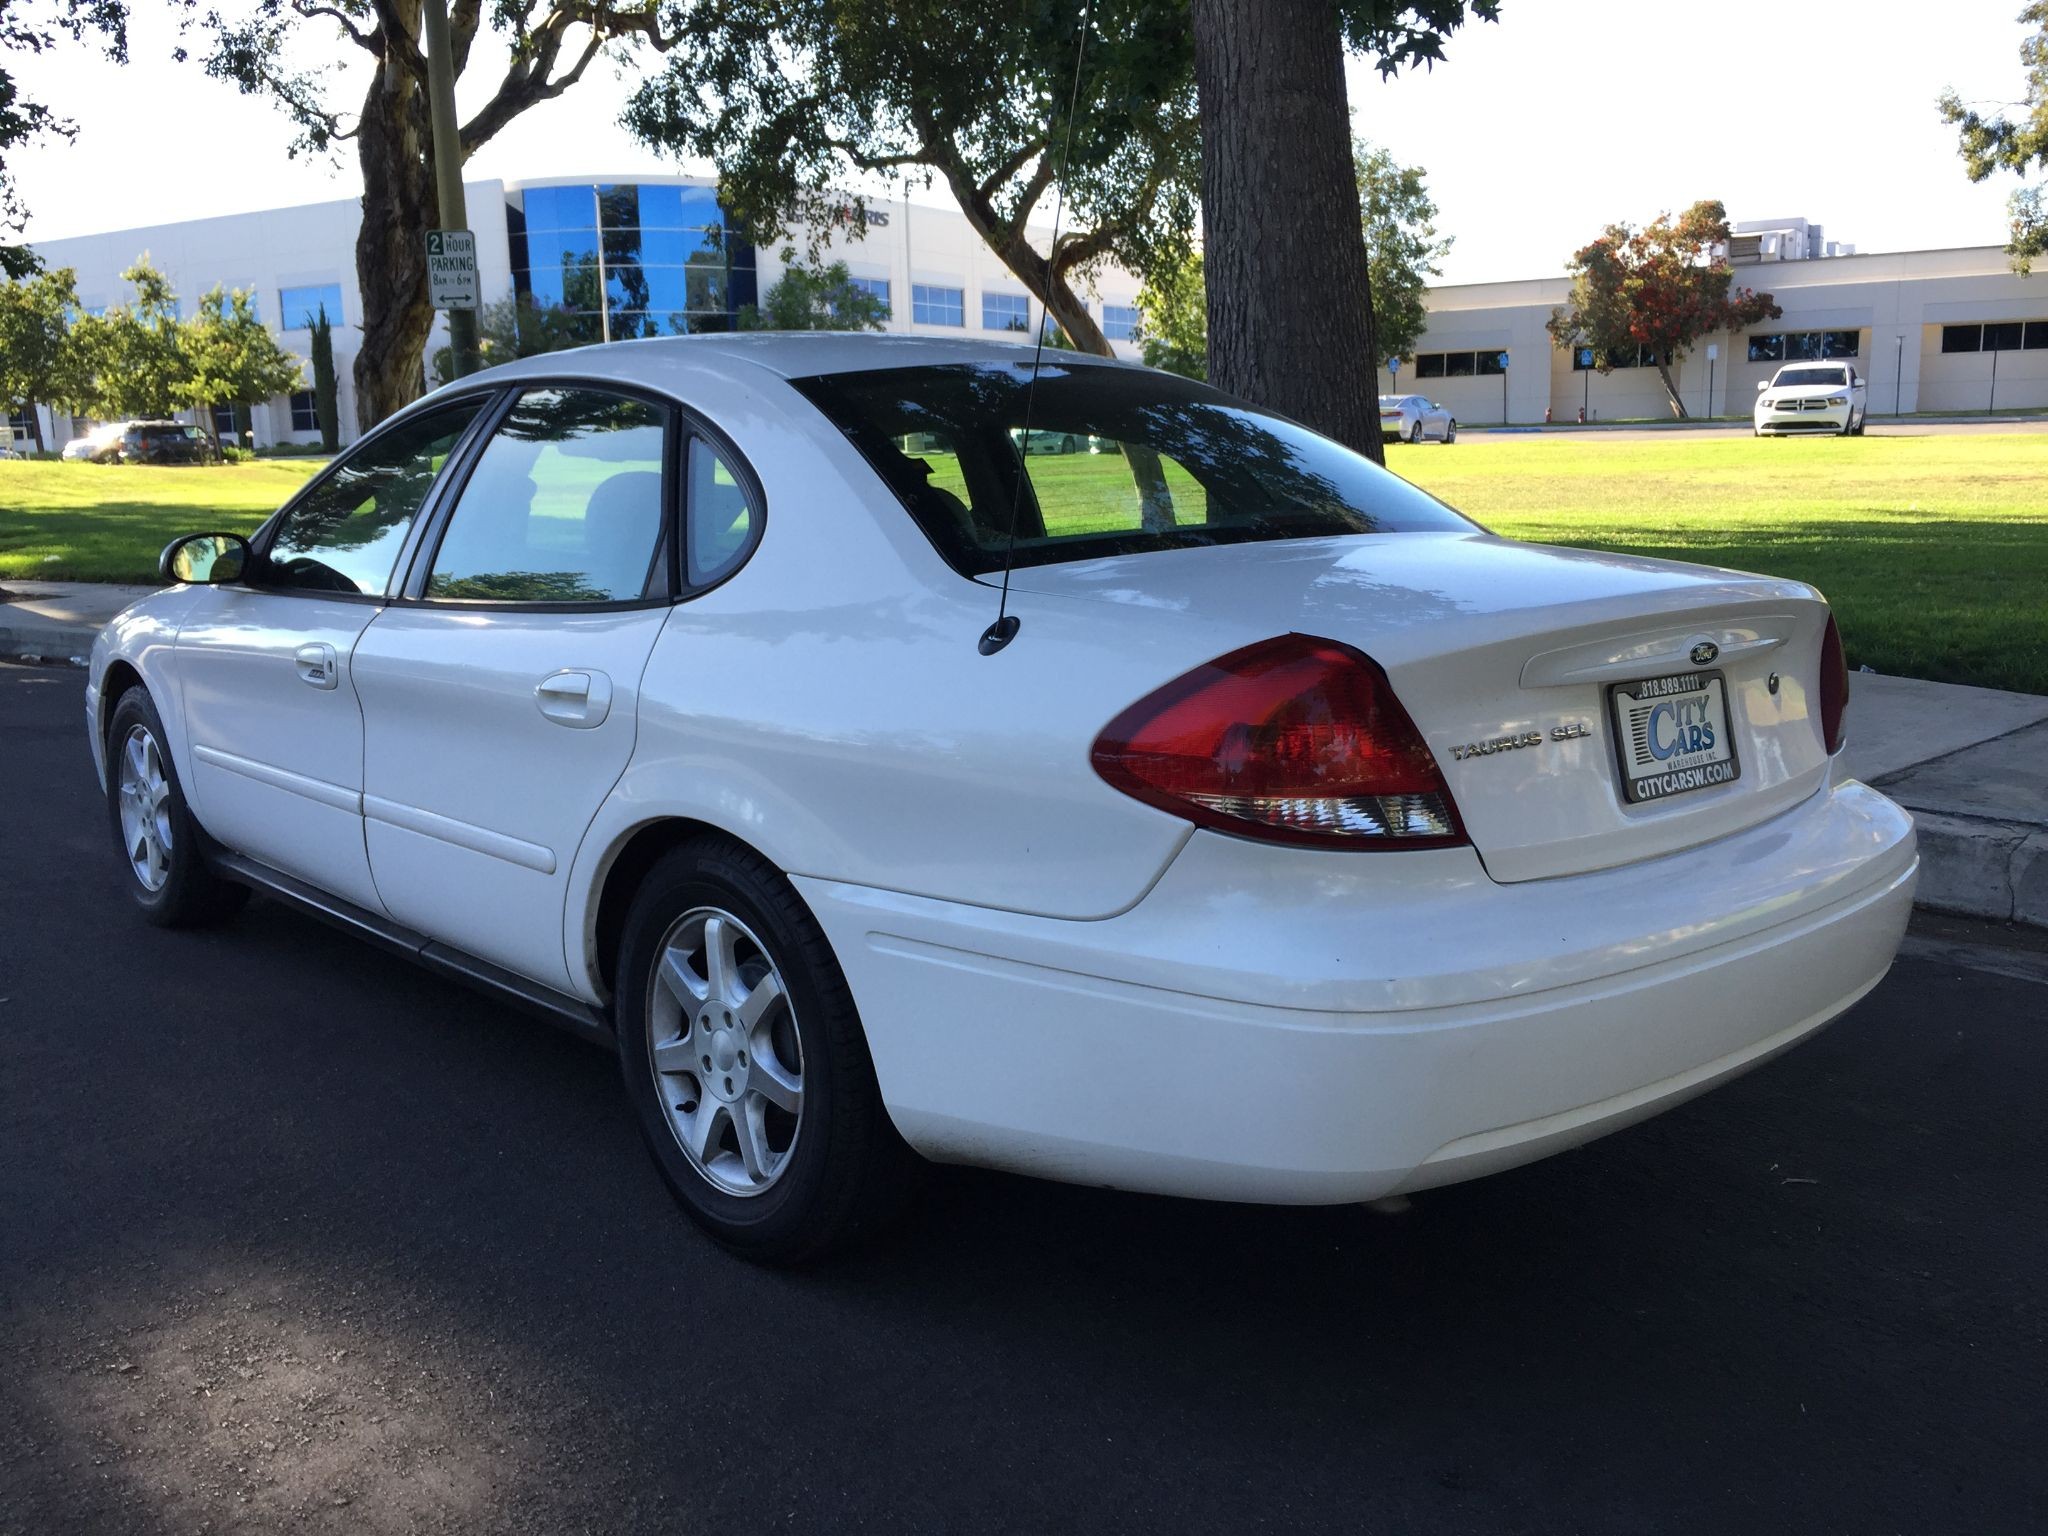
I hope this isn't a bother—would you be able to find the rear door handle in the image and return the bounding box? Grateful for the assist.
[536,669,612,728]
[295,642,338,690]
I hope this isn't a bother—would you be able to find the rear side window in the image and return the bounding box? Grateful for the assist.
[426,387,669,604]
[265,400,484,595]
[790,362,1472,575]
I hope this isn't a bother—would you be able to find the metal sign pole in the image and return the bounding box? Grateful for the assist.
[422,0,479,380]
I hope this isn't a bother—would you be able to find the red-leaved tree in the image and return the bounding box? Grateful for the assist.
[1546,200,1780,419]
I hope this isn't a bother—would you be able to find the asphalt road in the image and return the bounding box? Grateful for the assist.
[3,662,2043,1535]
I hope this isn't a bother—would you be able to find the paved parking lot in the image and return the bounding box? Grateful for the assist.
[3,662,2044,1534]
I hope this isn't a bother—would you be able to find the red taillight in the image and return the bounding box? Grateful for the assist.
[1090,634,1467,849]
[1818,612,1849,755]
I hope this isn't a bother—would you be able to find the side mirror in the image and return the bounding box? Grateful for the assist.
[1755,380,1770,392]
[159,531,252,585]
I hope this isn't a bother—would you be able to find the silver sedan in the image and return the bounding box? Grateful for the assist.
[1378,394,1456,444]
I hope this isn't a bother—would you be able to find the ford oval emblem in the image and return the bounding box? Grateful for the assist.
[1690,641,1719,666]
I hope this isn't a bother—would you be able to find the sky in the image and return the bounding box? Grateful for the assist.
[9,0,2038,286]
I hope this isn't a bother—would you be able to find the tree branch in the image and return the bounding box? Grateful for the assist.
[292,2,380,53]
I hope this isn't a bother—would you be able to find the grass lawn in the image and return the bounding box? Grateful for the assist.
[0,460,325,584]
[4,430,2044,694]
[1388,432,2048,696]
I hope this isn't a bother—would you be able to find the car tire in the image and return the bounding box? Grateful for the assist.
[614,834,918,1263]
[1408,422,1423,445]
[104,687,248,928]
[1443,420,1457,444]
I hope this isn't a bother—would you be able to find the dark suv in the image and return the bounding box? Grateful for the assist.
[114,421,221,465]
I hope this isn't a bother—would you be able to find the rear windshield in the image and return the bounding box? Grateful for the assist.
[791,362,1473,575]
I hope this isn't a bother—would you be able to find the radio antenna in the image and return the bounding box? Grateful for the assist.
[979,0,1092,657]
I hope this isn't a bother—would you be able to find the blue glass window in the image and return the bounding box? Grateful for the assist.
[913,284,965,326]
[1102,304,1139,341]
[848,276,890,315]
[520,184,600,233]
[635,184,725,231]
[279,283,344,329]
[982,292,1029,332]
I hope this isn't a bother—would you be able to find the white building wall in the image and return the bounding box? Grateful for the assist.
[1411,244,2048,424]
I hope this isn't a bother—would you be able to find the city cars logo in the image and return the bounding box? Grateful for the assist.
[1690,641,1719,666]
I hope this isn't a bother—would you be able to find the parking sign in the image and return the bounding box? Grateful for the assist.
[426,229,479,311]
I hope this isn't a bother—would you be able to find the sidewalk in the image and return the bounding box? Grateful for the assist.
[7,581,2046,928]
[0,579,153,663]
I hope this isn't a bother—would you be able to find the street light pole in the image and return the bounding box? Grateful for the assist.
[593,184,612,344]
[422,0,480,379]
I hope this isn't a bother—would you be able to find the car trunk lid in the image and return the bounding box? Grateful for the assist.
[997,532,1837,882]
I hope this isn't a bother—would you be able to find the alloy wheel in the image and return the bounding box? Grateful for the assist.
[116,723,174,892]
[646,906,805,1196]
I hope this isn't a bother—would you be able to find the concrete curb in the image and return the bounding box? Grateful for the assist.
[0,619,95,665]
[1906,811,2048,930]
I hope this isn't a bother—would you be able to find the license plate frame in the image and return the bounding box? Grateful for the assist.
[1607,669,1741,805]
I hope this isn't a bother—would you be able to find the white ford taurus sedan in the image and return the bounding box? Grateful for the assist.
[87,335,1917,1261]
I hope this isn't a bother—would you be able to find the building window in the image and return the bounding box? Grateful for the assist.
[1568,344,1657,370]
[982,292,1030,332]
[210,404,237,439]
[1102,304,1139,342]
[289,390,318,432]
[1941,325,1982,354]
[1983,321,2025,352]
[848,276,890,315]
[280,283,345,330]
[1442,351,1476,377]
[1415,353,1445,378]
[8,409,31,440]
[912,284,965,326]
[1748,333,1784,363]
[1477,350,1507,376]
[2025,321,2048,350]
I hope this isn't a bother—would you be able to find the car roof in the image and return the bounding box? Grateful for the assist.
[462,332,1151,387]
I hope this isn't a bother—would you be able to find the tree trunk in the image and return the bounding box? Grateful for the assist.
[1191,0,1384,465]
[26,402,45,453]
[1653,355,1688,419]
[351,64,439,432]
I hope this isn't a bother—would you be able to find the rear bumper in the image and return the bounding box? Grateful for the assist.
[799,778,1917,1203]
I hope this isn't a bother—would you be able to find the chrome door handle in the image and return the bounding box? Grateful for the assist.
[536,669,612,728]
[294,642,338,690]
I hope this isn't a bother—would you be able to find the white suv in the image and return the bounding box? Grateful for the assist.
[1755,362,1867,437]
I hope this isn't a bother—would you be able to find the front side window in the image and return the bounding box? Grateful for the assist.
[264,399,484,595]
[791,361,1474,577]
[426,387,668,604]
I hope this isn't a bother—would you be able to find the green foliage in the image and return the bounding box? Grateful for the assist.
[71,258,192,418]
[429,294,603,387]
[1355,138,1450,365]
[737,249,889,331]
[1545,201,1780,419]
[0,0,131,275]
[1135,250,1209,379]
[1131,141,1449,380]
[1939,1,2048,272]
[624,0,1202,354]
[0,262,88,445]
[310,305,339,452]
[186,283,304,431]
